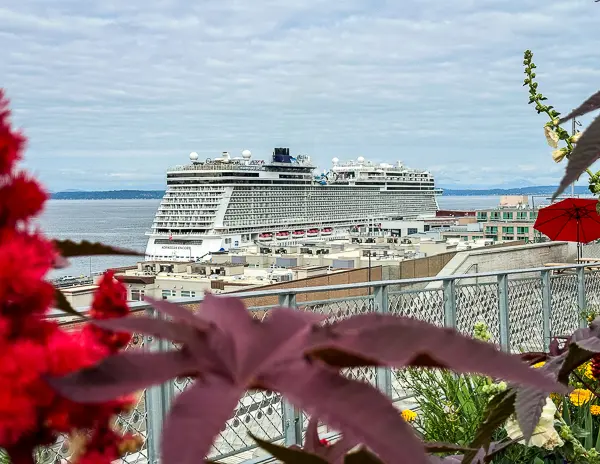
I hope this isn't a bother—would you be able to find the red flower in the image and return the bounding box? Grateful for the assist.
[0,172,47,228]
[86,272,131,352]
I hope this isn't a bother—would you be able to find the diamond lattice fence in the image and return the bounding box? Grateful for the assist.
[550,274,580,339]
[455,282,500,343]
[506,278,544,353]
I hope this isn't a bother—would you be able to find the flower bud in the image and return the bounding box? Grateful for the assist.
[571,131,582,143]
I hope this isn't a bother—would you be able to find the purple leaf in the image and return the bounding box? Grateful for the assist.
[311,314,566,394]
[93,316,200,345]
[515,388,548,442]
[161,376,243,464]
[344,449,384,463]
[47,350,197,402]
[239,308,326,380]
[263,359,428,464]
[304,417,321,452]
[558,90,600,124]
[303,418,358,463]
[251,436,329,463]
[553,114,600,200]
[53,239,142,257]
[144,296,211,331]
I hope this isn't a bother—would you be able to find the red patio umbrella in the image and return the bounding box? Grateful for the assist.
[534,198,600,259]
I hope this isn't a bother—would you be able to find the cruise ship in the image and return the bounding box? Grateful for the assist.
[145,148,440,261]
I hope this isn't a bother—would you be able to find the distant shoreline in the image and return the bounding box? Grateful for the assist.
[49,186,589,200]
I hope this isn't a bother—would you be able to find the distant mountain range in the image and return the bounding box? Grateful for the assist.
[440,186,590,196]
[49,186,591,200]
[51,190,165,200]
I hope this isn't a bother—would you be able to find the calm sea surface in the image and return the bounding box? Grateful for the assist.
[39,196,520,278]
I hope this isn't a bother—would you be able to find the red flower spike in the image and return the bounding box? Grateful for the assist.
[0,172,47,227]
[0,89,135,463]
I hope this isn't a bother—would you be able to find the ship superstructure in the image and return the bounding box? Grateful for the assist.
[145,148,439,261]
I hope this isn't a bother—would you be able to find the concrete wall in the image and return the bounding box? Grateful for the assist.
[427,241,576,288]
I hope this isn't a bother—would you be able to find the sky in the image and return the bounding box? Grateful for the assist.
[1,0,599,191]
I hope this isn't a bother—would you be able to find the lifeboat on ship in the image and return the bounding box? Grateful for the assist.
[276,231,290,240]
[321,227,333,236]
[307,228,319,237]
[292,230,305,238]
[259,232,273,239]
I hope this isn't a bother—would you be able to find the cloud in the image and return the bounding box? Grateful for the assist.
[1,0,599,190]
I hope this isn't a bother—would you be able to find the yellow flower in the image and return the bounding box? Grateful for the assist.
[591,405,600,416]
[571,131,582,143]
[552,148,568,163]
[401,409,417,422]
[550,393,562,403]
[584,362,596,380]
[544,126,559,148]
[570,389,594,406]
[533,361,546,369]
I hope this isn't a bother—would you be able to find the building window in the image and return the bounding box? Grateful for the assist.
[517,226,529,234]
[131,289,145,301]
[517,212,528,220]
[180,290,197,298]
[462,236,469,241]
[530,211,538,219]
[502,212,513,220]
[162,290,176,299]
[477,212,488,220]
[490,212,500,220]
[485,226,498,233]
[502,227,514,234]
[407,228,418,235]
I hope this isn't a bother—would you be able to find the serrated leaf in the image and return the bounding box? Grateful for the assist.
[553,114,600,200]
[463,391,515,464]
[558,343,594,383]
[47,350,198,402]
[263,360,428,464]
[515,388,548,442]
[53,239,143,258]
[54,288,86,319]
[311,314,566,394]
[344,449,384,464]
[162,378,244,464]
[145,296,211,330]
[251,435,329,464]
[558,90,600,124]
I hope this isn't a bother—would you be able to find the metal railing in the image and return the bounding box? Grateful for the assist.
[48,263,600,464]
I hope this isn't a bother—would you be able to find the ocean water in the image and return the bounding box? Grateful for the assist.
[39,196,503,278]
